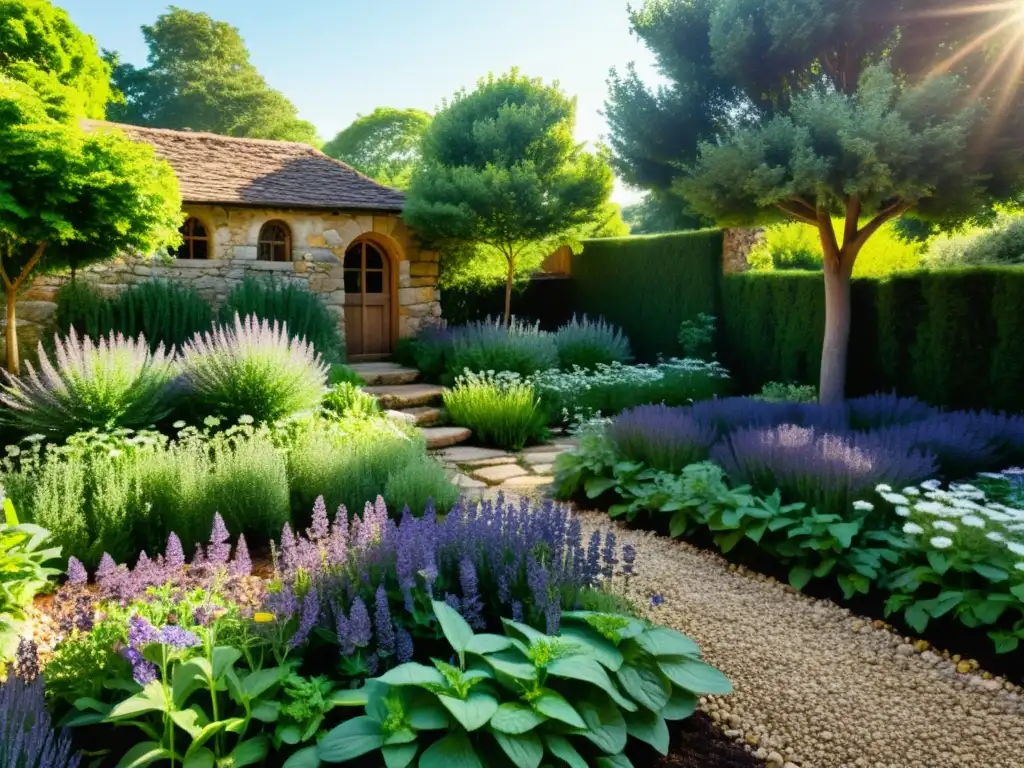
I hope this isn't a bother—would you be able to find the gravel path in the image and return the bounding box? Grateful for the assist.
[577,511,1024,768]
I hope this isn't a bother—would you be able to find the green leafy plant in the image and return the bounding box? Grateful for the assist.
[756,382,818,403]
[321,383,379,420]
[0,329,178,438]
[676,313,716,360]
[443,371,547,451]
[220,278,344,363]
[0,494,61,660]
[180,314,328,423]
[383,457,460,515]
[309,600,729,767]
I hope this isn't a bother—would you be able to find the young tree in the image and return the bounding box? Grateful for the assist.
[404,70,613,322]
[0,0,112,120]
[107,8,318,144]
[607,0,1024,403]
[323,107,432,188]
[0,77,182,374]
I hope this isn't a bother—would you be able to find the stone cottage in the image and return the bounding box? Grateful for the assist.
[14,122,441,361]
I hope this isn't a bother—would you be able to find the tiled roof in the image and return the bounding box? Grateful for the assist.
[81,121,406,212]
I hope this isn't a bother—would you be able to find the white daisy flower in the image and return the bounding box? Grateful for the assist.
[853,500,875,511]
[986,532,1005,542]
[881,492,910,505]
[24,434,45,443]
[960,515,985,528]
[1006,541,1024,557]
[172,420,186,429]
[921,479,942,491]
[875,484,893,493]
[901,486,922,496]
[930,536,953,549]
[903,522,925,535]
[895,506,912,517]
[238,415,255,425]
[933,520,958,533]
[981,509,1013,522]
[914,501,947,516]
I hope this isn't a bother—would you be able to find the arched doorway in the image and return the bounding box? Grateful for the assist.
[343,239,394,359]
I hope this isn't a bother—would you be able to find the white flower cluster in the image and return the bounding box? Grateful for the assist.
[866,477,1024,571]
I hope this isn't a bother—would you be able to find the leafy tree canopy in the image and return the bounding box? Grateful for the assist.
[607,0,1024,402]
[405,69,613,320]
[322,107,431,188]
[0,0,111,120]
[622,192,706,234]
[0,75,182,373]
[107,7,318,144]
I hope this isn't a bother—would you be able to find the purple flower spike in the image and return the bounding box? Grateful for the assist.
[231,534,252,577]
[585,531,601,584]
[128,613,160,649]
[347,597,372,649]
[374,585,396,656]
[66,557,87,585]
[511,601,524,623]
[289,586,319,649]
[279,523,298,576]
[459,557,484,629]
[309,496,329,542]
[160,626,202,649]
[208,514,231,567]
[396,627,414,663]
[95,553,117,584]
[601,531,618,580]
[622,543,636,577]
[164,533,185,571]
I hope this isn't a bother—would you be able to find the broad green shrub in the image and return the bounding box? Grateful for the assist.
[55,279,214,352]
[553,314,631,369]
[443,371,547,450]
[677,312,716,359]
[757,382,818,403]
[219,277,344,362]
[0,330,177,438]
[322,382,380,419]
[383,457,460,514]
[328,364,364,386]
[180,314,328,423]
[447,318,558,381]
[923,215,1024,268]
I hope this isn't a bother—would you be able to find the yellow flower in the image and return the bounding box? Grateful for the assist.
[253,612,275,623]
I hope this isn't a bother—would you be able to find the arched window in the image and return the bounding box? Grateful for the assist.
[344,241,386,294]
[258,221,291,262]
[172,217,209,260]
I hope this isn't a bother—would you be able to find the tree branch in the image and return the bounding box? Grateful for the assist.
[10,243,47,291]
[843,196,861,249]
[849,201,914,252]
[816,208,841,269]
[775,203,818,226]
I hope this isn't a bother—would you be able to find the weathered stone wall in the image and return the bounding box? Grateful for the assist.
[722,228,765,274]
[1,207,441,363]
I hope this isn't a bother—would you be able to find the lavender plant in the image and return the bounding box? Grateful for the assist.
[179,313,328,422]
[0,660,80,768]
[844,393,937,430]
[608,405,717,473]
[0,329,177,438]
[446,318,559,381]
[553,314,632,370]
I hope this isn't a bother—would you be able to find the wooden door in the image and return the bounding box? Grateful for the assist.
[344,241,392,359]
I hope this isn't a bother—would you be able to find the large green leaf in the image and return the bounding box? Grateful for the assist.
[788,565,813,590]
[634,628,700,659]
[595,754,634,768]
[543,735,588,768]
[212,646,243,679]
[377,663,446,688]
[182,749,214,768]
[658,657,732,695]
[624,707,669,754]
[432,599,474,657]
[971,563,1009,582]
[317,715,385,762]
[500,619,547,644]
[558,626,624,671]
[466,633,513,656]
[229,736,270,768]
[406,697,450,731]
[615,660,671,712]
[282,746,320,768]
[108,682,168,720]
[171,660,208,708]
[382,742,419,768]
[489,702,547,734]
[483,651,537,681]
[114,742,170,768]
[438,691,499,732]
[418,731,482,768]
[242,667,284,700]
[250,700,280,724]
[532,689,586,729]
[1010,583,1024,601]
[170,709,202,739]
[330,688,370,707]
[923,591,963,619]
[660,687,697,720]
[576,695,628,754]
[547,656,636,712]
[494,730,543,768]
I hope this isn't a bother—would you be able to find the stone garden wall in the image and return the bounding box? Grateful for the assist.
[722,227,765,273]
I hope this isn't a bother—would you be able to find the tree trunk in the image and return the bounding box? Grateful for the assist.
[4,285,18,376]
[819,258,851,405]
[503,256,514,325]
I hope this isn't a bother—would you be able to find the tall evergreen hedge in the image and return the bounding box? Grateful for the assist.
[569,230,723,360]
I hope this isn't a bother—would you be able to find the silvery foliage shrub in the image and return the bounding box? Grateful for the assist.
[180,313,328,422]
[0,329,177,437]
[553,314,632,370]
[923,215,1024,268]
[532,358,730,425]
[447,317,559,380]
[868,475,1024,652]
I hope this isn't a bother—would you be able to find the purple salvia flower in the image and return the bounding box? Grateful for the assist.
[396,627,414,663]
[333,601,351,654]
[328,504,349,565]
[444,592,461,613]
[497,563,515,605]
[279,523,298,576]
[95,553,117,584]
[585,531,601,585]
[459,557,485,629]
[231,534,252,577]
[511,601,524,623]
[545,600,561,635]
[265,585,298,621]
[601,531,617,580]
[124,648,158,686]
[66,557,87,585]
[160,626,202,649]
[527,554,549,615]
[622,543,636,577]
[309,496,329,542]
[365,653,379,676]
[208,513,231,567]
[128,613,160,649]
[373,585,396,656]
[347,597,372,649]
[289,586,319,649]
[349,512,363,550]
[164,533,185,570]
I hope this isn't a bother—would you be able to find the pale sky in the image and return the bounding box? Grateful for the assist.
[59,0,662,205]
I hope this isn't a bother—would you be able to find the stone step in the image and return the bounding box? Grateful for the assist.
[364,383,445,409]
[348,362,420,386]
[420,426,472,449]
[383,406,443,427]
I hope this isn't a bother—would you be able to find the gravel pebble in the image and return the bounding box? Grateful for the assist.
[578,511,1024,768]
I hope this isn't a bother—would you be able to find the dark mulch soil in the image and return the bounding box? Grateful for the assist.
[646,713,763,767]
